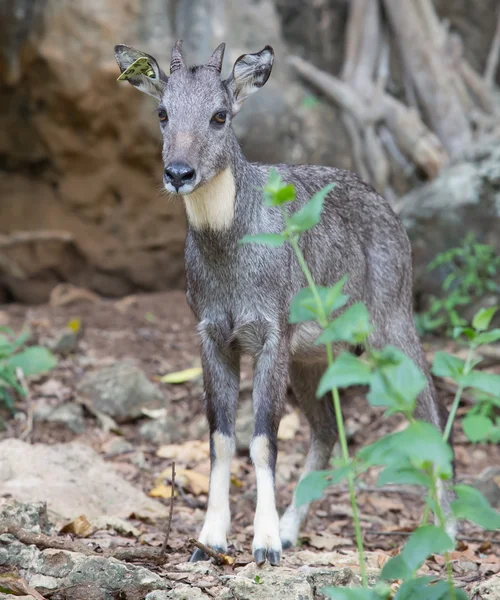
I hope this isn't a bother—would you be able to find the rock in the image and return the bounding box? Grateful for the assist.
[221,563,313,600]
[0,596,35,600]
[0,501,52,535]
[49,328,80,356]
[77,362,166,421]
[0,540,171,600]
[471,573,500,599]
[400,139,500,297]
[0,439,168,521]
[146,586,211,600]
[0,0,350,304]
[34,400,85,434]
[140,417,172,445]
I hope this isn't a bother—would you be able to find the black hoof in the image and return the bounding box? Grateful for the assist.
[253,548,267,566]
[189,547,209,562]
[268,549,281,566]
[281,539,293,550]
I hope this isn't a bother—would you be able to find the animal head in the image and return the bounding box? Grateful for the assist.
[114,41,274,195]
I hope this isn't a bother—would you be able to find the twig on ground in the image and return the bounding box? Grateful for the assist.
[0,230,73,248]
[160,462,176,558]
[365,530,500,544]
[0,525,169,564]
[188,538,226,565]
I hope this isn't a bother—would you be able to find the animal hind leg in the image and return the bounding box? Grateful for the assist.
[280,360,337,549]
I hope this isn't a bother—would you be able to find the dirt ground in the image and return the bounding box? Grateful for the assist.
[1,290,499,596]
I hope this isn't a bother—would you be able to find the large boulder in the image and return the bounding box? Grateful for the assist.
[0,0,347,303]
[400,139,500,298]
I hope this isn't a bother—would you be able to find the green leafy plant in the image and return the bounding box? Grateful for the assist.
[241,170,500,599]
[416,233,500,335]
[0,327,56,414]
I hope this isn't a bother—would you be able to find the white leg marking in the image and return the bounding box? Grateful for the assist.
[250,435,281,553]
[437,479,457,543]
[280,443,321,546]
[198,433,234,549]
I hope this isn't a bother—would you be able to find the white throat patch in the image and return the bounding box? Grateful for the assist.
[183,168,236,231]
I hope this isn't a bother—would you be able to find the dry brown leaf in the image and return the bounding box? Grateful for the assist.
[306,533,353,551]
[231,475,243,488]
[277,411,300,440]
[149,483,177,499]
[157,440,210,463]
[175,469,210,495]
[368,496,405,513]
[59,514,94,537]
[0,574,47,599]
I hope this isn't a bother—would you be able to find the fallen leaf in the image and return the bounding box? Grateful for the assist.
[278,411,300,440]
[159,367,202,384]
[175,468,210,495]
[92,515,141,537]
[231,475,243,488]
[67,317,82,333]
[157,440,210,463]
[149,483,177,498]
[142,407,168,419]
[59,514,94,537]
[306,533,353,550]
[368,496,405,513]
[0,574,47,599]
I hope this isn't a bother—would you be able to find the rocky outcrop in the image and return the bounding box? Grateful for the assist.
[0,0,348,303]
[400,139,500,298]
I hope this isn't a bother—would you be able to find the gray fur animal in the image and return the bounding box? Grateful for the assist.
[114,40,453,566]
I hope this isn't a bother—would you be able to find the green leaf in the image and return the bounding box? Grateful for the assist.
[295,470,333,507]
[472,306,498,331]
[451,484,500,530]
[368,347,426,414]
[289,283,348,324]
[360,421,453,480]
[6,347,57,376]
[239,233,286,247]
[473,329,500,346]
[394,577,467,600]
[381,526,454,581]
[287,184,335,233]
[316,352,371,397]
[431,352,465,380]
[452,326,476,341]
[463,370,500,397]
[377,461,432,488]
[316,303,372,346]
[462,414,493,443]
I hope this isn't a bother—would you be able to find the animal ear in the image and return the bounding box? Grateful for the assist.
[114,44,167,99]
[225,46,274,115]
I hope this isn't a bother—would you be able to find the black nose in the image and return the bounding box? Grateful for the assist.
[164,162,196,191]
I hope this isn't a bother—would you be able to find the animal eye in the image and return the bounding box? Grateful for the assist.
[211,111,227,125]
[158,109,168,122]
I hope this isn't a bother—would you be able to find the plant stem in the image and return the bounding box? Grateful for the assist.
[431,474,457,600]
[288,235,367,587]
[442,345,474,442]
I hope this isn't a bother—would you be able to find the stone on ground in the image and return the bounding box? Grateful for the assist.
[0,439,167,521]
[77,361,166,421]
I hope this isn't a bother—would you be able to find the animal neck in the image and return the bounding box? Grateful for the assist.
[183,167,237,232]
